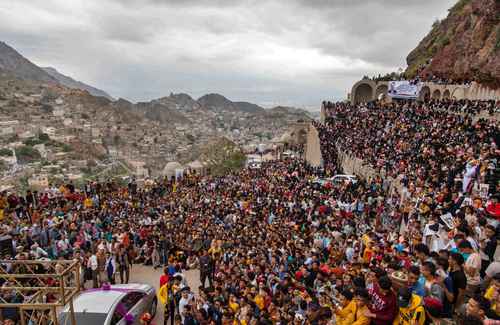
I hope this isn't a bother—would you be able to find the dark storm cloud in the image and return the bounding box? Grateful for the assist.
[0,0,457,107]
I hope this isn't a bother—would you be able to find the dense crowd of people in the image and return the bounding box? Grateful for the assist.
[0,97,499,325]
[365,72,472,87]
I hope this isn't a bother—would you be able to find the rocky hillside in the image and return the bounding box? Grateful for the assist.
[197,93,265,114]
[42,67,113,100]
[134,101,191,124]
[406,0,500,88]
[0,41,57,84]
[152,93,201,111]
[150,92,310,118]
[267,106,311,119]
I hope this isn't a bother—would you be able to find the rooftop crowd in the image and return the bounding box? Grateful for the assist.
[0,97,499,325]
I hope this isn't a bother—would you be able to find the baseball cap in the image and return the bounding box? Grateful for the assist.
[423,296,443,317]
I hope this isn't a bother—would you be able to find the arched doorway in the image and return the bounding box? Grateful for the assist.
[375,84,388,100]
[419,86,431,101]
[354,83,374,104]
[451,87,465,100]
[442,89,450,99]
[432,89,441,100]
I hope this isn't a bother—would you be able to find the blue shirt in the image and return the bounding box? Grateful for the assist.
[409,276,426,297]
[167,265,177,276]
[442,275,454,317]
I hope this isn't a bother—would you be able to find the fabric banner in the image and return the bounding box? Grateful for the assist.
[387,81,422,99]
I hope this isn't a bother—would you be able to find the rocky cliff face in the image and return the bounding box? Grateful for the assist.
[406,0,500,88]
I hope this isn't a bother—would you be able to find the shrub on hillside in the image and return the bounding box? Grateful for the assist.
[15,146,41,164]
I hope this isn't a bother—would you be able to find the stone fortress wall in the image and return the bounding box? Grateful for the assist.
[350,80,500,104]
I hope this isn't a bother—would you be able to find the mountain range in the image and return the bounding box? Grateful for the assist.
[110,92,310,126]
[0,40,310,117]
[42,66,113,100]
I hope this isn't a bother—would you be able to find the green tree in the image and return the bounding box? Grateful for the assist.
[38,133,50,142]
[23,137,43,146]
[62,144,72,152]
[0,148,12,157]
[15,146,41,164]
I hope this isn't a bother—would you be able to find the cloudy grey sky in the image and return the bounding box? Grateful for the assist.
[0,0,456,109]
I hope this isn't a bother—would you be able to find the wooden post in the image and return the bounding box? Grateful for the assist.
[69,299,77,325]
[52,306,59,325]
[75,262,81,292]
[60,278,65,305]
[19,308,26,325]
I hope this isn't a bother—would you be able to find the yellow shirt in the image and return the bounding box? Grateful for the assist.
[485,286,498,315]
[84,198,93,209]
[352,305,371,325]
[361,234,371,247]
[229,301,239,313]
[254,295,265,310]
[208,246,222,258]
[0,197,7,209]
[393,294,425,325]
[363,247,373,264]
[336,300,356,325]
[485,286,495,301]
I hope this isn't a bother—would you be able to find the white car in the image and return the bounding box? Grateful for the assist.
[313,174,358,186]
[58,284,157,325]
[248,161,262,169]
[331,174,358,185]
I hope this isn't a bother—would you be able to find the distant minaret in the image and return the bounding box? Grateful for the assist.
[10,148,18,174]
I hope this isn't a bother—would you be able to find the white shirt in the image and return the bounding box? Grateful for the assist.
[88,255,98,271]
[57,239,70,252]
[465,252,482,286]
[178,295,193,323]
[31,247,48,259]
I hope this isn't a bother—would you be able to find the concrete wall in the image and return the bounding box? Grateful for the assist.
[304,124,323,167]
[305,124,403,195]
[336,147,403,196]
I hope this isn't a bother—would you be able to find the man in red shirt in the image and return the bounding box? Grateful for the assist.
[365,276,397,325]
[160,267,169,287]
[486,195,500,219]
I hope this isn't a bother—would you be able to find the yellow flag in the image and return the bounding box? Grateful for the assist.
[173,183,177,193]
[158,283,168,305]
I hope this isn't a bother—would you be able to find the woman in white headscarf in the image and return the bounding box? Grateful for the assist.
[462,159,479,194]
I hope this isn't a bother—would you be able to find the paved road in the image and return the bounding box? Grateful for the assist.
[129,264,201,325]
